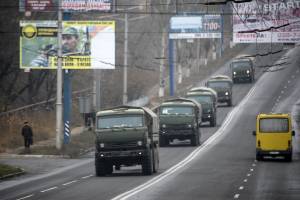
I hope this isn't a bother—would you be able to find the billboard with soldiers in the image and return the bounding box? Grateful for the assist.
[233,0,300,43]
[20,20,115,69]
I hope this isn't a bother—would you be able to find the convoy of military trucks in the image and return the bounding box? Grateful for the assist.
[94,57,293,176]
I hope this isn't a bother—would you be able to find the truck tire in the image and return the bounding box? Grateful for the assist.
[142,149,153,175]
[95,158,106,176]
[191,132,199,146]
[228,99,232,107]
[152,147,159,173]
[159,136,168,147]
[210,116,216,127]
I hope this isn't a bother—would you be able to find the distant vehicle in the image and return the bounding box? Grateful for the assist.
[230,58,255,83]
[186,88,217,127]
[253,113,295,161]
[94,106,159,176]
[189,86,218,105]
[205,75,233,106]
[155,98,202,147]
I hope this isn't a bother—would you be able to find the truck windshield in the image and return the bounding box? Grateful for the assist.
[259,118,289,133]
[187,95,212,104]
[232,62,251,69]
[207,81,230,88]
[160,106,194,115]
[98,115,144,129]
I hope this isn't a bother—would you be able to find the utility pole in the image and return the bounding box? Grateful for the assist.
[159,31,166,97]
[123,12,128,105]
[56,0,63,150]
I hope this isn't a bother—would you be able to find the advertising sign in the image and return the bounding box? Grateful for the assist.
[169,15,222,39]
[62,0,112,12]
[233,0,300,43]
[19,0,112,12]
[20,20,115,69]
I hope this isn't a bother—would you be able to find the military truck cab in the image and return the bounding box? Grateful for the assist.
[205,75,233,106]
[95,106,159,176]
[253,113,295,161]
[230,58,254,83]
[186,89,217,127]
[156,98,202,147]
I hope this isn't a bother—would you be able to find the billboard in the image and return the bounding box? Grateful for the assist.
[233,0,300,43]
[20,20,115,69]
[19,0,112,12]
[169,15,222,39]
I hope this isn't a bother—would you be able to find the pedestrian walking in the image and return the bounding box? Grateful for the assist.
[21,121,33,153]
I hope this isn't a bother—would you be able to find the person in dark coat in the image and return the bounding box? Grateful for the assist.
[21,121,33,152]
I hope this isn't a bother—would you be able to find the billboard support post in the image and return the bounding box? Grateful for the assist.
[56,0,63,150]
[63,12,71,145]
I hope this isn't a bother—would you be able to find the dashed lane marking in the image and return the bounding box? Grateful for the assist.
[16,194,34,200]
[234,194,240,199]
[81,174,94,179]
[62,180,78,186]
[239,186,244,190]
[40,186,58,193]
[247,174,251,177]
[250,168,254,172]
[243,179,248,183]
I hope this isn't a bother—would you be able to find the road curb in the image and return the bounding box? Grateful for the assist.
[0,168,26,180]
[0,154,70,159]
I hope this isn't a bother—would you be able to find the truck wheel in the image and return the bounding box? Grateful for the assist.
[159,136,167,147]
[210,116,216,127]
[142,149,153,175]
[152,147,159,173]
[191,133,199,146]
[228,99,232,107]
[95,158,106,176]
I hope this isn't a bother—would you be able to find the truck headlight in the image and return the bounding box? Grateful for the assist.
[246,70,250,74]
[225,92,229,96]
[187,124,192,128]
[100,143,105,148]
[162,124,166,128]
[233,71,237,75]
[137,141,143,146]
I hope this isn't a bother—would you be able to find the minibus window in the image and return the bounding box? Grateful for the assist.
[259,118,289,133]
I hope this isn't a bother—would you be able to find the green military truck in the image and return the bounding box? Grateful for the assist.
[94,106,159,176]
[205,75,233,107]
[186,87,218,127]
[155,98,202,147]
[230,57,255,83]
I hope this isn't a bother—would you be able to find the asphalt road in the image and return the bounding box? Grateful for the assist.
[1,44,299,200]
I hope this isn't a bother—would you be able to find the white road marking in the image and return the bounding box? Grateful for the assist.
[247,174,251,177]
[62,180,78,186]
[16,194,34,200]
[281,91,284,94]
[250,168,254,172]
[40,186,58,193]
[81,174,94,179]
[111,79,260,200]
[288,80,291,83]
[243,179,248,183]
[252,164,256,167]
[239,186,244,190]
[292,75,295,78]
[234,194,240,199]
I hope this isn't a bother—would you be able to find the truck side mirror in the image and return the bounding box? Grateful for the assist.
[252,131,256,136]
[292,130,295,136]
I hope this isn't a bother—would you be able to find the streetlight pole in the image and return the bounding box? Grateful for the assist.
[56,0,63,150]
[123,12,128,105]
